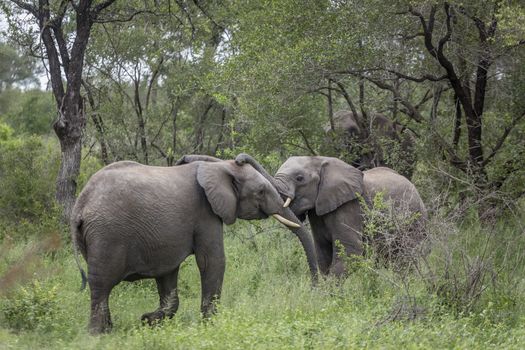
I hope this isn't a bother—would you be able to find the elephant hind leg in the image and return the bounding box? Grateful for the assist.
[141,267,180,326]
[86,243,127,334]
[88,280,114,334]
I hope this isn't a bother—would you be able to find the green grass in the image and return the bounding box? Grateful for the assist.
[1,219,524,349]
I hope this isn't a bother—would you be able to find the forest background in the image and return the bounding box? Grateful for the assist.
[0,1,524,348]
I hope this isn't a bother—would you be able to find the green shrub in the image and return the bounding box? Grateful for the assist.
[0,122,14,141]
[0,89,55,135]
[1,280,59,332]
[0,133,60,222]
[77,154,103,193]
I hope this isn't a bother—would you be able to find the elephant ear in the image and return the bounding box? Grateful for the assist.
[315,158,364,216]
[197,162,238,225]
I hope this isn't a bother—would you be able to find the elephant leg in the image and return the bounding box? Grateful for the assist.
[141,267,180,326]
[86,243,126,334]
[308,212,333,275]
[88,277,114,334]
[324,200,364,277]
[313,234,333,275]
[194,227,225,318]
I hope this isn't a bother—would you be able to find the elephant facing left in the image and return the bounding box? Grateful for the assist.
[71,158,318,334]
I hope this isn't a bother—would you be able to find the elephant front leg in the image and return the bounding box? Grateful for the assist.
[141,267,180,326]
[194,233,225,318]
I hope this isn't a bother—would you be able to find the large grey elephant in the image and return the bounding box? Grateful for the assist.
[235,154,427,277]
[71,158,318,334]
[324,110,416,178]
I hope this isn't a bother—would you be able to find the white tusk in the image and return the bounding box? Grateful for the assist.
[272,214,300,228]
[283,197,292,208]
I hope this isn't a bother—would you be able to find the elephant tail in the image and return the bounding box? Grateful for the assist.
[71,217,88,291]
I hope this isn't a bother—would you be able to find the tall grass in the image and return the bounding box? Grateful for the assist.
[1,216,524,349]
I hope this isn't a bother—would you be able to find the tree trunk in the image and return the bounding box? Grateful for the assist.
[8,0,120,221]
[83,81,109,164]
[214,108,227,155]
[327,79,334,131]
[172,101,179,155]
[134,79,148,164]
[452,93,462,150]
[56,136,82,221]
[194,101,213,153]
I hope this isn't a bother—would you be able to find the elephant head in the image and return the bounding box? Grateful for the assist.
[235,154,365,276]
[236,154,364,218]
[196,159,301,227]
[324,110,397,140]
[176,155,319,283]
[324,110,416,178]
[274,156,364,218]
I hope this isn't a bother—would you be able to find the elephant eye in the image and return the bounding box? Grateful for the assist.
[296,175,304,182]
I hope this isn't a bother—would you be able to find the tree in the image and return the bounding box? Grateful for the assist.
[82,1,231,165]
[2,0,124,219]
[0,42,39,92]
[224,0,525,196]
[396,1,525,186]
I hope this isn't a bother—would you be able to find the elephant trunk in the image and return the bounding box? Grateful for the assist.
[282,206,319,284]
[235,153,292,198]
[235,153,278,187]
[235,153,319,284]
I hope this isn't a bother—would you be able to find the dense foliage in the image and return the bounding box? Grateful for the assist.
[0,0,524,348]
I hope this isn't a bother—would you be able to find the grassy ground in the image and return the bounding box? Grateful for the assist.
[1,219,524,349]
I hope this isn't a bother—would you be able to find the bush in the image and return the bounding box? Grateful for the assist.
[0,89,55,135]
[0,130,60,222]
[1,280,59,332]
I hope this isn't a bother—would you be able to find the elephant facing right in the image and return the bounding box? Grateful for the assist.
[235,154,428,276]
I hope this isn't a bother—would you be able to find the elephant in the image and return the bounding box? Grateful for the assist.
[235,153,427,277]
[324,110,416,178]
[71,158,318,334]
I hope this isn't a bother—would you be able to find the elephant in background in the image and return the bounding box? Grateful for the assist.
[324,110,416,178]
[71,158,318,334]
[235,154,427,277]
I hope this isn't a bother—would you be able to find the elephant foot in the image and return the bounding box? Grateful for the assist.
[141,310,167,326]
[89,317,113,335]
[89,303,113,335]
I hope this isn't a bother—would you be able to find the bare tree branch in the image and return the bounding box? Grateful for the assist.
[386,69,448,83]
[333,80,359,117]
[91,0,118,16]
[364,76,424,123]
[93,9,158,23]
[145,56,164,111]
[298,129,317,156]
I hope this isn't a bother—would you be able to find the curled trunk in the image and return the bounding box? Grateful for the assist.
[236,153,278,188]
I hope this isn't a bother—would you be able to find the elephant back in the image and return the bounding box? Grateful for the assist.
[363,167,426,218]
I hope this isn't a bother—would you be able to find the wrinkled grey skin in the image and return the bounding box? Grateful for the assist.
[71,159,318,334]
[235,154,427,277]
[325,110,416,178]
